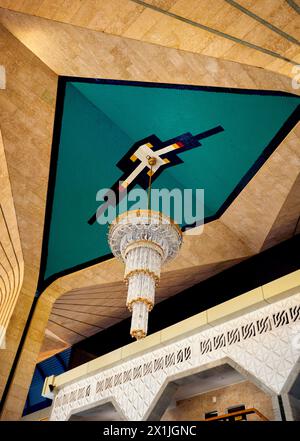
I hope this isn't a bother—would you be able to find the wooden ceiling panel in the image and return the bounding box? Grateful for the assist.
[47,320,90,343]
[55,299,127,308]
[53,307,128,321]
[37,330,69,362]
[51,312,123,333]
[46,256,245,347]
[50,314,104,335]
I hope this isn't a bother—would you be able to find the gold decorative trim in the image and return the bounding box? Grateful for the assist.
[127,297,154,312]
[130,329,147,340]
[124,240,164,259]
[130,154,137,162]
[124,269,160,286]
[109,209,182,237]
[147,157,157,166]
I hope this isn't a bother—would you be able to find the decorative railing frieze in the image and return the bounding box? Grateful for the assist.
[50,294,300,421]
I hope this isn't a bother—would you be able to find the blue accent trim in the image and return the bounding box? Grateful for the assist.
[22,348,72,417]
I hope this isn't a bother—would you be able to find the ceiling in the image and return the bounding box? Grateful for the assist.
[0,1,299,366]
[40,77,299,289]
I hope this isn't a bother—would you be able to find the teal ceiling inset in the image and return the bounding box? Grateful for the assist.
[37,77,300,293]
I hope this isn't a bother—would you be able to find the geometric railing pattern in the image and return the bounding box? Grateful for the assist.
[49,293,300,421]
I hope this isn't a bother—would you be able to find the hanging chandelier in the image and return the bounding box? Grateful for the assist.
[108,157,182,340]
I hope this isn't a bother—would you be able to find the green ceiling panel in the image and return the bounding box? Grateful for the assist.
[37,77,300,293]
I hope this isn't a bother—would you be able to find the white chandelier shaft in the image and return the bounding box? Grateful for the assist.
[108,210,182,340]
[125,243,161,339]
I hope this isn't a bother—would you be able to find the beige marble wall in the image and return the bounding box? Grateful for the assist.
[162,380,274,421]
[0,25,57,419]
[0,8,299,420]
[0,0,299,77]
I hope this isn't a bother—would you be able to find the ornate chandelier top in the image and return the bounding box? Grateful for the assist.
[109,209,182,262]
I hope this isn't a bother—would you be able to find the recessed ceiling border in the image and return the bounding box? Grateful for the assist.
[36,75,300,295]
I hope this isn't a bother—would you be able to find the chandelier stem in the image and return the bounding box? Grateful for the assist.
[147,164,153,211]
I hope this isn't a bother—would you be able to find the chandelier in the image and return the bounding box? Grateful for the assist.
[108,158,182,339]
